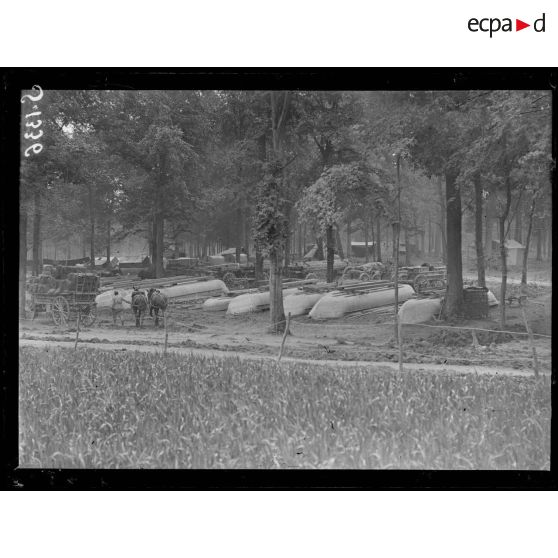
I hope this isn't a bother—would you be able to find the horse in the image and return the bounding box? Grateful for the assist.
[147,288,168,326]
[131,290,149,327]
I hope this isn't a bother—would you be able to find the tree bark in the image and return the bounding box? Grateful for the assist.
[394,155,402,369]
[255,248,264,280]
[346,217,351,261]
[514,202,522,243]
[151,218,157,269]
[376,212,382,262]
[154,212,164,277]
[326,225,335,283]
[269,247,285,334]
[521,195,537,287]
[499,176,513,329]
[474,173,486,287]
[444,170,463,317]
[335,225,344,261]
[20,209,28,316]
[403,228,410,266]
[437,175,447,264]
[87,184,95,269]
[267,90,290,333]
[106,218,111,263]
[536,227,542,261]
[364,218,369,263]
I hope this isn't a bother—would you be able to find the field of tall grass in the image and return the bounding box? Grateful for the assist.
[19,347,551,469]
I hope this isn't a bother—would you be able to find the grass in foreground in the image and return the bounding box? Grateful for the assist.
[19,347,550,469]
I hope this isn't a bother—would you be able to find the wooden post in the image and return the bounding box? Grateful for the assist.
[277,312,291,362]
[519,297,539,378]
[74,309,81,350]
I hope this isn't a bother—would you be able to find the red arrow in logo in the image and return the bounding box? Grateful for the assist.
[516,19,530,31]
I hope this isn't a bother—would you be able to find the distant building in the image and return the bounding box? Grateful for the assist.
[491,239,525,266]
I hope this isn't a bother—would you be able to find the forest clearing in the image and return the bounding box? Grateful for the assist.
[18,87,552,470]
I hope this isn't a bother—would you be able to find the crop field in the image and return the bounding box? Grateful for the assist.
[19,347,550,469]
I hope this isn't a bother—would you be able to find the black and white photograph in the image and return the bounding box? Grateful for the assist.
[11,73,553,478]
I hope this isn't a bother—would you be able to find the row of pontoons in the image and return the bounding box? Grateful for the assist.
[204,280,416,319]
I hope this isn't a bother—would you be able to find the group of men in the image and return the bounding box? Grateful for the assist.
[111,287,168,327]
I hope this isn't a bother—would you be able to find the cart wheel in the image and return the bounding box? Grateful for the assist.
[371,271,382,280]
[51,296,70,326]
[359,273,371,282]
[305,273,318,280]
[80,305,97,327]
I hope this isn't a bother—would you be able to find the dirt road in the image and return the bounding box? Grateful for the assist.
[19,334,546,377]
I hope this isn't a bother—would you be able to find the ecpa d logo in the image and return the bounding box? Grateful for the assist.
[468,13,545,37]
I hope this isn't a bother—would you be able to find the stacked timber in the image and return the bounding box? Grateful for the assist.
[309,281,415,320]
[302,259,348,273]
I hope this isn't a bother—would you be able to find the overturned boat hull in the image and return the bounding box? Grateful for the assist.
[96,279,228,309]
[283,291,328,317]
[309,284,415,319]
[227,288,300,316]
[398,298,441,324]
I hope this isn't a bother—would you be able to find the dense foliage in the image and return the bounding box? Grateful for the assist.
[20,89,552,324]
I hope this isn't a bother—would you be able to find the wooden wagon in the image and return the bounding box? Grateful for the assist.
[29,273,99,326]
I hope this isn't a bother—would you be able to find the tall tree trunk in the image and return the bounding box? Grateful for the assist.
[484,193,495,268]
[269,246,285,334]
[536,227,542,261]
[335,226,344,261]
[151,218,158,271]
[514,203,522,243]
[255,248,264,280]
[376,213,382,262]
[243,205,250,257]
[267,90,290,334]
[87,184,95,269]
[364,218,369,263]
[105,219,111,263]
[521,195,537,287]
[499,177,513,328]
[326,225,334,283]
[403,228,410,266]
[284,207,292,269]
[237,206,243,263]
[154,212,164,277]
[444,170,463,317]
[346,217,351,261]
[369,215,375,260]
[32,190,42,276]
[315,237,324,260]
[437,175,447,264]
[428,217,432,255]
[394,155,402,371]
[474,173,486,287]
[20,209,27,316]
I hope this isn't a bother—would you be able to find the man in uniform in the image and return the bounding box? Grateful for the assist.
[111,290,130,325]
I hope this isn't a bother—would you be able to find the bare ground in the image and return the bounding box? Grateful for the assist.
[19,279,551,376]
